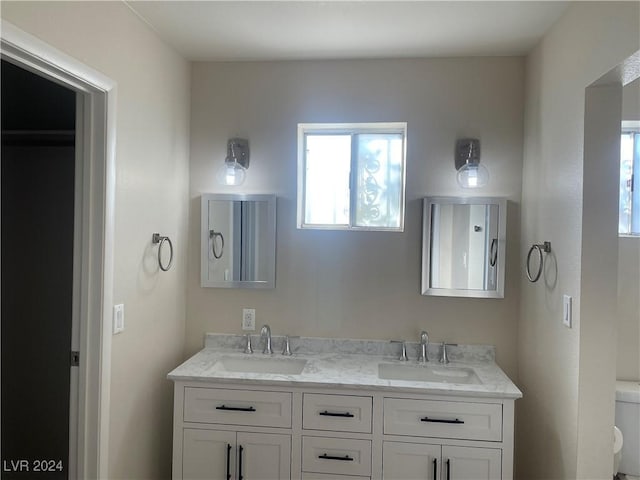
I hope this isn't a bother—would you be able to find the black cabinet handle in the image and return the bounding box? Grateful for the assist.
[433,458,437,480]
[238,445,244,480]
[226,444,231,480]
[420,416,464,424]
[318,454,354,461]
[446,458,451,480]
[318,410,355,418]
[216,405,256,412]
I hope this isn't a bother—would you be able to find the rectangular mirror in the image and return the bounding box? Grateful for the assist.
[201,193,276,288]
[422,196,506,298]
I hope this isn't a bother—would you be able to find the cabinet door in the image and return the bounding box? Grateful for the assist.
[237,432,291,480]
[383,441,441,480]
[183,429,236,480]
[442,446,501,480]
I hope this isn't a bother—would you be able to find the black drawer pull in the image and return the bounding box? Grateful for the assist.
[216,405,256,412]
[319,410,355,418]
[420,416,464,424]
[318,454,354,461]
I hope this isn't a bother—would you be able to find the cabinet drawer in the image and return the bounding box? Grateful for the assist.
[303,393,372,433]
[302,473,370,480]
[184,387,292,428]
[383,398,502,441]
[302,436,372,477]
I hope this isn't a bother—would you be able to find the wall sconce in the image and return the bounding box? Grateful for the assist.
[455,138,489,189]
[216,138,250,186]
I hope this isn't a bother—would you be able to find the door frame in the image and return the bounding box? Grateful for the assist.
[1,20,116,478]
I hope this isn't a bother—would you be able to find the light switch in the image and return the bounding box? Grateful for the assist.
[113,304,125,334]
[562,295,572,328]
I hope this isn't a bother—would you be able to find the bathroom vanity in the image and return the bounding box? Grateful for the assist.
[168,335,521,480]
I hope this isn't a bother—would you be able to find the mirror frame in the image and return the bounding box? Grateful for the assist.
[200,193,277,289]
[421,196,507,298]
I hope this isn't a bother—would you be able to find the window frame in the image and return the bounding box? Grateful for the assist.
[296,122,407,232]
[620,123,640,237]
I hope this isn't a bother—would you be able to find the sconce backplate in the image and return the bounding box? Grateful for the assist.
[227,138,250,169]
[455,138,480,170]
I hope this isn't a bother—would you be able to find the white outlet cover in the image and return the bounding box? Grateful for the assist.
[113,304,125,334]
[242,308,256,331]
[562,295,572,328]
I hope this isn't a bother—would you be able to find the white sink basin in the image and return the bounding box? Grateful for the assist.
[215,355,307,375]
[378,363,482,385]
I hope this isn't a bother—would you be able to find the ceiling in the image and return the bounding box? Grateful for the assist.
[125,1,569,61]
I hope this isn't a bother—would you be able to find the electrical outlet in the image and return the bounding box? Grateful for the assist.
[242,308,256,331]
[562,295,572,328]
[113,304,125,334]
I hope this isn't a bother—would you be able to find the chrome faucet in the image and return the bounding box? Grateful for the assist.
[243,333,253,354]
[390,340,409,361]
[418,331,429,363]
[260,324,273,354]
[439,342,458,364]
[281,335,299,356]
[282,335,292,356]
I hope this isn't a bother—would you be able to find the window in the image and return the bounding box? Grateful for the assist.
[297,123,406,231]
[620,128,640,235]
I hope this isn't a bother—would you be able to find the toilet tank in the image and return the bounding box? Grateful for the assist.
[616,380,640,476]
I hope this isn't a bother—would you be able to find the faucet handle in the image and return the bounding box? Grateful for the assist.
[243,334,253,354]
[390,340,408,361]
[439,342,458,364]
[282,335,299,356]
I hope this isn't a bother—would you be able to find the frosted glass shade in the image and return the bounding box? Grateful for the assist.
[216,161,247,186]
[456,163,489,189]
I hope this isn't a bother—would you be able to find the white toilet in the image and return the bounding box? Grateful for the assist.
[614,425,623,476]
[615,380,640,478]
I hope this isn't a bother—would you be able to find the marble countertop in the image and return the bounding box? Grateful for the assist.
[168,334,523,399]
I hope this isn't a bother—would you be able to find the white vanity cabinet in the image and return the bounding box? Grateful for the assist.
[174,385,292,480]
[301,393,373,479]
[381,396,508,480]
[182,429,290,480]
[182,429,234,479]
[383,442,501,480]
[172,382,515,480]
[441,445,501,480]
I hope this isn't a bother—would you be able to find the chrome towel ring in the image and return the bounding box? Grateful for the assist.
[490,238,498,267]
[526,241,551,282]
[152,233,173,272]
[209,230,224,259]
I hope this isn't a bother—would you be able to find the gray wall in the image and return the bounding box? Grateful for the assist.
[187,58,525,379]
[1,2,191,478]
[519,2,639,478]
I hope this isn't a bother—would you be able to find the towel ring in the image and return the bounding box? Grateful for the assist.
[490,238,498,267]
[526,241,551,283]
[152,233,173,272]
[209,230,224,259]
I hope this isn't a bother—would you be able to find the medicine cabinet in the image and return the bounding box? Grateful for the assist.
[422,196,506,298]
[201,194,276,289]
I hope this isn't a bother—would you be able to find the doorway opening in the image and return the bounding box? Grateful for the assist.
[1,21,117,478]
[1,60,77,479]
